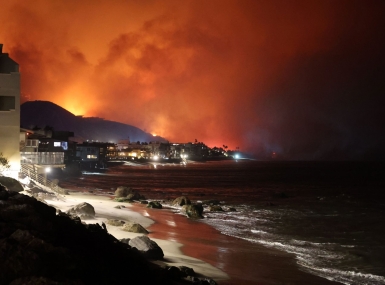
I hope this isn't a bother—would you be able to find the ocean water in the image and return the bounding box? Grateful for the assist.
[59,160,385,284]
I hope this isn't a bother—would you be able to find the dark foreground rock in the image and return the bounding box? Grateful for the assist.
[181,204,204,219]
[147,201,163,209]
[129,235,164,260]
[0,184,182,285]
[66,202,95,219]
[0,177,24,192]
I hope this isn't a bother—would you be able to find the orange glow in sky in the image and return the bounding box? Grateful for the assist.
[1,0,384,158]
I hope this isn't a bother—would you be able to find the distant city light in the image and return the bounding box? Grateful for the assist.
[153,155,159,160]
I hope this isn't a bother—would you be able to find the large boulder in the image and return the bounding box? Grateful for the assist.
[172,196,191,207]
[115,186,145,200]
[0,177,24,192]
[129,236,164,260]
[181,204,204,219]
[66,202,95,219]
[115,186,132,197]
[122,223,149,234]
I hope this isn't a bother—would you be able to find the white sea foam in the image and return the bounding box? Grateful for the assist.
[203,211,385,285]
[251,229,268,234]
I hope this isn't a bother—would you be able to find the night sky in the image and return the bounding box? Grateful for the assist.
[1,0,384,160]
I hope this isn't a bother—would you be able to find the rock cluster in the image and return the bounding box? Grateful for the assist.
[0,184,192,285]
[170,196,236,219]
[115,186,146,201]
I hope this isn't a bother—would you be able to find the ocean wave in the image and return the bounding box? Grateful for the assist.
[301,264,385,285]
[203,213,384,285]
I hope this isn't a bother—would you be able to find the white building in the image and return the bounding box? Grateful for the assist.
[0,44,21,178]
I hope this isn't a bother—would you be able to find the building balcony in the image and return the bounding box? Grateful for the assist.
[21,152,64,165]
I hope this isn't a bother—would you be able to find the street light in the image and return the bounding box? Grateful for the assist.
[44,167,51,186]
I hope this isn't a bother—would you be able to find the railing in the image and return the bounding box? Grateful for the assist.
[20,152,65,165]
[20,164,68,195]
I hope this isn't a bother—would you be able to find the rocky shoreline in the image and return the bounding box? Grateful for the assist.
[0,182,223,285]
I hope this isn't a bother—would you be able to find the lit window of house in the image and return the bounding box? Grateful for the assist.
[86,154,97,159]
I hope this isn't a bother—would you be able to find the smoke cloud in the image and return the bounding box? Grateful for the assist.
[1,0,384,159]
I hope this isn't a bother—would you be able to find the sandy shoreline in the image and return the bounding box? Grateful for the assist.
[44,190,229,283]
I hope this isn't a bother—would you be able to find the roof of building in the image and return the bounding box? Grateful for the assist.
[0,44,19,74]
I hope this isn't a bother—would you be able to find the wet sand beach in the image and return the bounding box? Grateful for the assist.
[132,203,342,285]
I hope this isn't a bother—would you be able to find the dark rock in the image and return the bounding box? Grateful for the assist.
[181,204,204,219]
[140,200,149,204]
[129,235,164,260]
[179,266,195,277]
[172,196,191,207]
[201,278,218,285]
[66,202,95,219]
[120,238,131,245]
[207,205,224,212]
[227,207,237,211]
[114,186,133,198]
[0,184,9,200]
[147,201,162,209]
[183,276,203,284]
[166,266,181,280]
[0,191,165,284]
[0,177,24,192]
[115,186,145,200]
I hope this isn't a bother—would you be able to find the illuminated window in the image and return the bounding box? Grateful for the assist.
[0,96,15,111]
[87,155,97,159]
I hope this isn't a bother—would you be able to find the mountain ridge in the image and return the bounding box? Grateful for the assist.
[20,101,166,143]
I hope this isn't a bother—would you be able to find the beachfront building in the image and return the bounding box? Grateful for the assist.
[76,142,115,169]
[170,142,209,160]
[117,139,130,150]
[0,44,21,178]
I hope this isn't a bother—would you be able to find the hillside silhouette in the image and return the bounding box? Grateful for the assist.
[21,101,165,143]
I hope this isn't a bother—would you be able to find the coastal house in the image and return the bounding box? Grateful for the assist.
[76,142,115,169]
[117,139,130,150]
[0,44,21,178]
